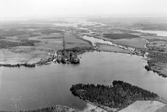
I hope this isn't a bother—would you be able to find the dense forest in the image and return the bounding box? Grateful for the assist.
[0,39,40,49]
[70,80,158,108]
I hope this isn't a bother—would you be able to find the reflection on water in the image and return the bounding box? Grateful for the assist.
[0,68,3,89]
[0,52,167,111]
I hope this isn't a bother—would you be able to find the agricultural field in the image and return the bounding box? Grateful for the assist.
[64,33,91,49]
[30,34,63,50]
[94,33,147,49]
[156,105,167,112]
[0,21,92,64]
[148,40,167,47]
[112,38,147,48]
[119,101,166,112]
[0,48,48,64]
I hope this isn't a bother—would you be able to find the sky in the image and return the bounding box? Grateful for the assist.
[0,0,167,20]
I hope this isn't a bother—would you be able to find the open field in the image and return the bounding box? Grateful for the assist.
[156,105,167,112]
[34,40,63,50]
[0,32,64,64]
[0,48,48,64]
[28,32,64,50]
[147,40,167,52]
[0,22,65,50]
[64,33,91,49]
[119,101,166,112]
[0,22,93,65]
[94,34,147,49]
[147,40,167,47]
[112,38,147,48]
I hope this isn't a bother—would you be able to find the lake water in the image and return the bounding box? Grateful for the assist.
[137,30,167,37]
[0,51,167,111]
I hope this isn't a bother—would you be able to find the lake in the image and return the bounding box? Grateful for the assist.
[0,51,167,111]
[137,30,167,37]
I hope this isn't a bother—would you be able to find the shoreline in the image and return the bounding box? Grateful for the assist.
[1,32,166,79]
[144,61,167,78]
[143,50,167,78]
[83,34,167,78]
[0,48,138,68]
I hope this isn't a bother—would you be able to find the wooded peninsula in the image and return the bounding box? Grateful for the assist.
[70,80,159,109]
